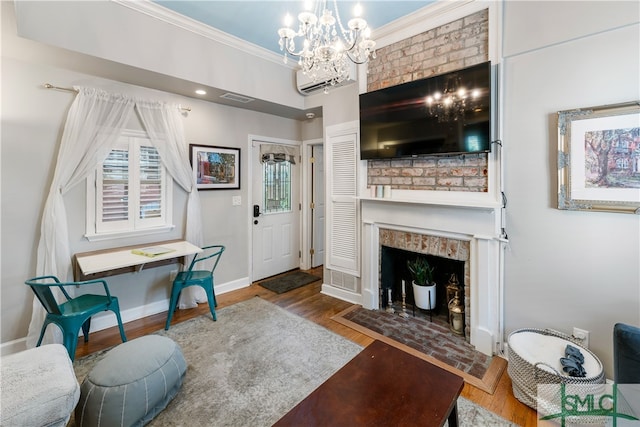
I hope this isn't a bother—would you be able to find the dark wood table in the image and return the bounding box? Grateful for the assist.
[274,340,465,427]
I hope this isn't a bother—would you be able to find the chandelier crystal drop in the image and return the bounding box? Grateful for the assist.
[278,0,376,89]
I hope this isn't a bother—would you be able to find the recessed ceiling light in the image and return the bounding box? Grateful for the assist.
[195,89,207,95]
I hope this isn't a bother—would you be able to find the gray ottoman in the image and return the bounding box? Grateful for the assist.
[76,335,187,427]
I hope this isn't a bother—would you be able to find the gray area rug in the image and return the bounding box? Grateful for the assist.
[258,271,321,294]
[71,297,515,426]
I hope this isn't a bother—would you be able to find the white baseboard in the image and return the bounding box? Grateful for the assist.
[90,299,170,332]
[1,338,28,356]
[1,277,252,357]
[320,283,363,306]
[215,276,250,295]
[90,276,251,332]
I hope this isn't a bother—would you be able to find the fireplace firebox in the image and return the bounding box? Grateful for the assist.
[380,245,467,338]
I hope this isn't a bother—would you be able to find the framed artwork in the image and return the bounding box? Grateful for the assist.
[557,101,640,214]
[190,144,240,190]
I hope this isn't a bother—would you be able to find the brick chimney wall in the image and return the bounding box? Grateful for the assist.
[365,9,490,192]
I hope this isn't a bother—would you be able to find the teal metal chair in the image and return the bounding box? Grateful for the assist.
[25,275,127,361]
[165,245,225,330]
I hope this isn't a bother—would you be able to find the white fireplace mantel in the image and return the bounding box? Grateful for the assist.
[359,199,504,356]
[358,189,502,211]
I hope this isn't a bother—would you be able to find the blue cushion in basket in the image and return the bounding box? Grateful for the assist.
[75,335,187,427]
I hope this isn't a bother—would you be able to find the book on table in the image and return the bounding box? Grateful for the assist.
[131,246,176,257]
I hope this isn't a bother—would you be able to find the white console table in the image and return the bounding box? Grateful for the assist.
[73,239,202,281]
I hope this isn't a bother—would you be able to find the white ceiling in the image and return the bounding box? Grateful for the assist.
[153,1,435,56]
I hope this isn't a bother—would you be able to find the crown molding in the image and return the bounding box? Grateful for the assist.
[111,0,295,69]
[373,0,485,49]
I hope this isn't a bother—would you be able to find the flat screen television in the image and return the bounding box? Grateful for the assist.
[359,61,492,159]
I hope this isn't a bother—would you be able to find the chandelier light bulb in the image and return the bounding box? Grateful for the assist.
[353,3,362,17]
[457,87,467,98]
[284,13,293,28]
[426,96,434,105]
[433,91,442,101]
[472,88,480,98]
[303,0,313,11]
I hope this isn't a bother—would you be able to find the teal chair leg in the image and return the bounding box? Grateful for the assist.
[202,283,217,322]
[165,279,217,329]
[110,300,127,343]
[36,319,78,361]
[62,328,80,361]
[36,320,51,347]
[165,283,182,330]
[81,318,91,342]
[211,279,218,307]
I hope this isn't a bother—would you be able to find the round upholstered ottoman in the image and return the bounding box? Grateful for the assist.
[75,335,187,427]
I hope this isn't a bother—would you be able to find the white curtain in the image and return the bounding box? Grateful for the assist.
[27,87,204,347]
[135,101,205,308]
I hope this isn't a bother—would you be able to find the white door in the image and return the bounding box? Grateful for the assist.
[311,145,325,267]
[252,141,301,281]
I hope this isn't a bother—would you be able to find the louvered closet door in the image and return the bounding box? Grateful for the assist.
[326,129,359,276]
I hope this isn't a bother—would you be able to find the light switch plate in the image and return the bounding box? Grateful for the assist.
[232,196,241,206]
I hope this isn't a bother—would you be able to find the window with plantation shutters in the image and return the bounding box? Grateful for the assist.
[100,147,130,225]
[87,131,173,240]
[138,145,163,221]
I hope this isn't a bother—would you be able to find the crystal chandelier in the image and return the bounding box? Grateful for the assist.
[277,0,376,91]
[425,74,482,123]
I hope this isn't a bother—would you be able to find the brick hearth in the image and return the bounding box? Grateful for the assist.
[343,302,491,379]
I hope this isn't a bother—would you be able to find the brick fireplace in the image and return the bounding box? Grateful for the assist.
[319,3,503,356]
[356,4,501,356]
[360,197,502,356]
[379,228,471,340]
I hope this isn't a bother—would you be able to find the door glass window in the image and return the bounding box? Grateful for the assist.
[263,161,291,213]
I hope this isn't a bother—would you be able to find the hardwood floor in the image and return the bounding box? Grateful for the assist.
[75,267,538,426]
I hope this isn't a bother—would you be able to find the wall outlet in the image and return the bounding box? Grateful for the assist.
[232,195,241,206]
[169,269,179,282]
[573,327,589,348]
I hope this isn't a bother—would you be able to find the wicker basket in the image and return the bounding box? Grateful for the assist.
[507,328,606,411]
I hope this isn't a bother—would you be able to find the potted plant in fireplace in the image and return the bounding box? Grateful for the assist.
[407,256,437,311]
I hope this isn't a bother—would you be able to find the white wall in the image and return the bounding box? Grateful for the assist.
[502,1,640,376]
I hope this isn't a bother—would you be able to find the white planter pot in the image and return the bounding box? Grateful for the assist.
[412,281,436,310]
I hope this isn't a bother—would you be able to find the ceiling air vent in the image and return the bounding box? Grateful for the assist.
[220,92,254,103]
